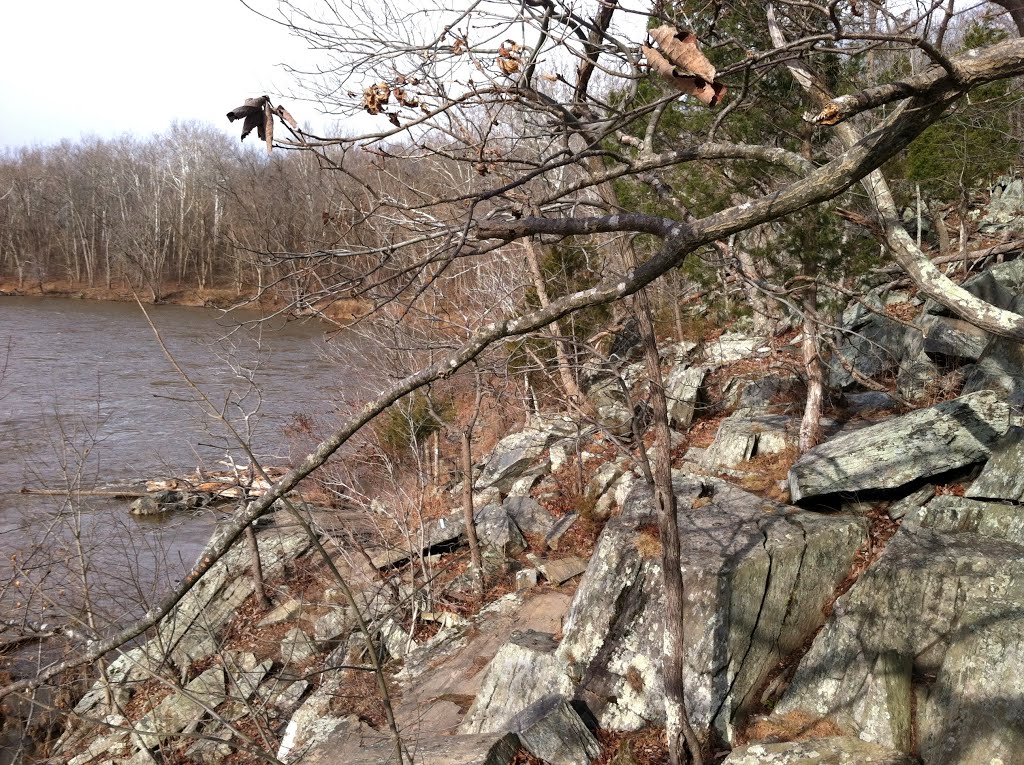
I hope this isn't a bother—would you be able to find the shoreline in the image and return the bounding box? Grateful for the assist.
[0,279,366,322]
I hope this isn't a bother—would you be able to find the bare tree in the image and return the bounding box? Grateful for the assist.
[6,2,1024,763]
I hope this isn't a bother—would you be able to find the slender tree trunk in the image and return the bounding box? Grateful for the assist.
[244,523,270,609]
[524,238,585,405]
[671,269,686,342]
[587,144,703,761]
[460,372,485,597]
[930,201,951,255]
[799,280,824,452]
[461,430,484,596]
[634,290,704,765]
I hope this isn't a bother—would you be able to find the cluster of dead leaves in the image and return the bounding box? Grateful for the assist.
[361,74,427,127]
[641,25,727,107]
[497,39,523,75]
[226,96,299,154]
[363,82,392,115]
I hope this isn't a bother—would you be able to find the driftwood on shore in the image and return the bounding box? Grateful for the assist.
[18,487,146,498]
[130,466,290,515]
[17,465,290,516]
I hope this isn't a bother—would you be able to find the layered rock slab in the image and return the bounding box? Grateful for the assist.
[773,518,1024,764]
[461,476,866,743]
[788,390,1009,502]
[301,718,521,765]
[143,526,312,670]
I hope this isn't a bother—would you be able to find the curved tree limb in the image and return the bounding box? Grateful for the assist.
[768,5,1024,339]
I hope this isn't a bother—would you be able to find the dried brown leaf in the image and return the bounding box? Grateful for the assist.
[648,26,716,82]
[240,111,262,142]
[227,95,270,142]
[394,88,420,108]
[641,44,727,106]
[275,105,298,130]
[387,112,401,127]
[263,102,274,153]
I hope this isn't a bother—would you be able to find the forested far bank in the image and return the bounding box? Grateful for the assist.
[0,121,403,316]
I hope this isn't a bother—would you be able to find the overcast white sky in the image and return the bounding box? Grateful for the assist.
[0,0,332,150]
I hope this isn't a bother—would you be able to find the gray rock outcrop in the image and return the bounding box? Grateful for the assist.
[789,390,1009,502]
[966,426,1024,501]
[477,429,557,492]
[665,365,706,428]
[773,519,1024,763]
[462,476,866,744]
[504,694,601,765]
[702,412,795,469]
[134,667,226,748]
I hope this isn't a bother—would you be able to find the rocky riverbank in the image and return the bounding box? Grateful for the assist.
[44,256,1024,765]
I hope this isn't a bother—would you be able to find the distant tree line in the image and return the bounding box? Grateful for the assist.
[0,120,474,305]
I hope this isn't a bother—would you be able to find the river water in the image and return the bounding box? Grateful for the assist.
[0,297,368,645]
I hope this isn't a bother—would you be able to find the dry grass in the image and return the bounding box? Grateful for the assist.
[217,590,300,661]
[735,446,798,503]
[624,666,645,693]
[884,301,919,323]
[511,748,547,765]
[687,414,728,448]
[934,482,966,497]
[120,677,175,724]
[743,710,844,744]
[593,727,669,765]
[633,525,662,559]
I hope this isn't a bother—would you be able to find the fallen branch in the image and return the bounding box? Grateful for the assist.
[18,487,146,498]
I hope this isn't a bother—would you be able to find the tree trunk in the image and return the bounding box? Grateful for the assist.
[524,238,585,405]
[244,523,270,609]
[460,371,485,597]
[461,429,484,597]
[799,280,824,452]
[634,290,704,765]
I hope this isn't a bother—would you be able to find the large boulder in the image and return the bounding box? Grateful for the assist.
[773,513,1024,764]
[504,694,600,765]
[459,630,572,735]
[144,527,312,670]
[913,494,1024,546]
[477,429,556,492]
[475,503,527,557]
[965,425,1024,501]
[665,365,706,428]
[503,496,555,539]
[135,667,226,748]
[788,390,1009,502]
[961,335,1024,411]
[920,315,990,361]
[397,592,571,740]
[829,314,917,390]
[979,176,1024,233]
[702,412,795,469]
[702,333,768,365]
[461,476,866,744]
[926,256,1024,316]
[300,718,521,765]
